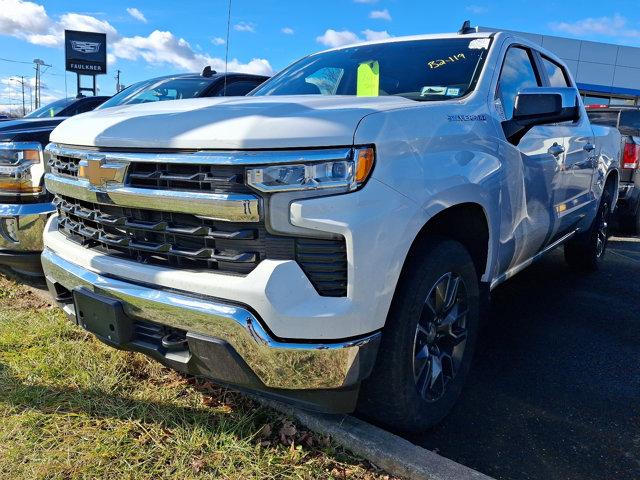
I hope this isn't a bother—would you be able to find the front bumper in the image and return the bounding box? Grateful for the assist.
[0,202,55,274]
[41,247,381,413]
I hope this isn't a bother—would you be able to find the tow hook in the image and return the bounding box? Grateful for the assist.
[161,332,188,351]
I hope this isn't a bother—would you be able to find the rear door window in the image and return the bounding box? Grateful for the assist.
[216,80,265,96]
[586,110,619,127]
[541,57,569,87]
[618,110,640,134]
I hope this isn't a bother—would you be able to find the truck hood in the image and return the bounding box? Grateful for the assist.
[0,117,66,141]
[50,95,414,149]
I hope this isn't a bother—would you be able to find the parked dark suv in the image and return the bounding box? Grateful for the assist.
[587,105,640,233]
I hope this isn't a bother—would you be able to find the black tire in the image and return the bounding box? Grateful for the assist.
[357,237,480,434]
[564,189,612,271]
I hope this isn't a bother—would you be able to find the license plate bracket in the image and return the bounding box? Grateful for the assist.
[73,287,133,346]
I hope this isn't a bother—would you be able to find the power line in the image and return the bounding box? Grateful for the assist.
[0,56,33,65]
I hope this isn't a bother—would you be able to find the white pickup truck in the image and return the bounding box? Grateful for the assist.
[41,30,620,433]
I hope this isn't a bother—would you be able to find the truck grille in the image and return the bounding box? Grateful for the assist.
[127,162,251,194]
[46,145,349,296]
[55,194,290,274]
[54,194,348,295]
[47,154,80,178]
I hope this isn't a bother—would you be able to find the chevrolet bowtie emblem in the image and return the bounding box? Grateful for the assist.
[78,156,128,188]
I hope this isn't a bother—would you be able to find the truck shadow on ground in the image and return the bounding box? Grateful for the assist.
[414,235,640,480]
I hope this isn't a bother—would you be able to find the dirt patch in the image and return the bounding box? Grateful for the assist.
[0,270,52,310]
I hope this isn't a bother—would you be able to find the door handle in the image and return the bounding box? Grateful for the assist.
[584,143,596,152]
[548,143,565,157]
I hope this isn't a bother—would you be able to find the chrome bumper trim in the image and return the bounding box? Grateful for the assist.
[45,174,260,222]
[0,202,56,216]
[41,248,380,390]
[0,202,54,251]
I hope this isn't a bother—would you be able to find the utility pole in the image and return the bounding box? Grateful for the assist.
[115,69,122,93]
[33,58,51,109]
[20,76,25,116]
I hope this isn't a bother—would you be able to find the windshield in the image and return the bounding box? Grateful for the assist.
[25,98,73,118]
[98,77,213,109]
[252,38,491,101]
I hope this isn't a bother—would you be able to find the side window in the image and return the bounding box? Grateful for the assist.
[78,99,102,113]
[541,57,569,87]
[67,99,101,116]
[497,47,541,121]
[217,80,264,97]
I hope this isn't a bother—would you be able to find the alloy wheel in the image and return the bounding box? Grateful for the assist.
[413,272,469,402]
[596,202,610,258]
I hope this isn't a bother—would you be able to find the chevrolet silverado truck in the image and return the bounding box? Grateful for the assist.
[0,95,109,274]
[0,70,267,276]
[41,30,620,433]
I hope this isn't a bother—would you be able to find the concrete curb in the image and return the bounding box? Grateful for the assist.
[257,397,495,480]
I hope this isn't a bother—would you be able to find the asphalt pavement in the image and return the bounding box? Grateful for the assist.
[414,235,640,480]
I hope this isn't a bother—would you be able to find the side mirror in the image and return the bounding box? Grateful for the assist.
[502,87,581,145]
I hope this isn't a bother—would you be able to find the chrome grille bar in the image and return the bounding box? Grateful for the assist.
[45,173,260,222]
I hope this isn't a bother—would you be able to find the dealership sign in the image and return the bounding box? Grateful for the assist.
[65,30,107,75]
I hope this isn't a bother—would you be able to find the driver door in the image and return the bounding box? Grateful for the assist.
[495,46,565,270]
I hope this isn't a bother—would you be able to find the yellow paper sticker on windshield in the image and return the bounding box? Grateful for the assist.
[357,61,379,97]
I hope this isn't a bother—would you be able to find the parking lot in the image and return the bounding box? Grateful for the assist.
[415,235,640,480]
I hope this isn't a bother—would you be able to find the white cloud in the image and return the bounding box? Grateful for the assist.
[550,14,640,38]
[316,28,391,48]
[0,1,272,75]
[126,7,147,23]
[316,29,361,48]
[0,0,53,44]
[369,9,391,21]
[0,2,118,48]
[465,5,488,14]
[234,21,255,33]
[211,37,226,45]
[60,13,118,38]
[112,30,272,75]
[281,27,294,35]
[362,29,390,41]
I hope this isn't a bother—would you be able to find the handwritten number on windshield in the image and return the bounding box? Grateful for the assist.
[428,53,466,69]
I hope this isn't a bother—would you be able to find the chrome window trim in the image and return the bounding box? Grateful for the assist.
[46,143,353,166]
[45,174,261,222]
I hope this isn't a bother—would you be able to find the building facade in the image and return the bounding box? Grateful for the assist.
[482,27,640,106]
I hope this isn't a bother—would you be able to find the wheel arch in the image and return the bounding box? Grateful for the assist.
[401,202,492,286]
[604,168,619,206]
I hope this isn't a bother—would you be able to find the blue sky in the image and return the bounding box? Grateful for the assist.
[1,0,640,112]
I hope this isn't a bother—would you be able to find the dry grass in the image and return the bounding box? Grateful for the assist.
[0,272,394,480]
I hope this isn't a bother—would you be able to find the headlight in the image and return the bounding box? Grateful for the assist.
[0,142,44,195]
[246,147,375,192]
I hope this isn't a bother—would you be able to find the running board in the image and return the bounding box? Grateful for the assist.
[490,230,578,290]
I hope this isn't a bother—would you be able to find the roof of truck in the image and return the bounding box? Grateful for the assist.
[319,30,495,53]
